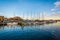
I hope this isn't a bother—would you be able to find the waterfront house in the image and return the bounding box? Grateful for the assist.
[0,16,4,21]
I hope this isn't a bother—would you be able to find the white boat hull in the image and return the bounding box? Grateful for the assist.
[7,22,18,26]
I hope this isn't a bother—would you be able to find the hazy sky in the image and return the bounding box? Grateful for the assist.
[0,0,60,20]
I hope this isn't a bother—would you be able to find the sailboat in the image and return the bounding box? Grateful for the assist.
[7,22,18,26]
[7,12,18,26]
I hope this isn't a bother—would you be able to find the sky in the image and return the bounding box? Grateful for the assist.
[0,0,60,20]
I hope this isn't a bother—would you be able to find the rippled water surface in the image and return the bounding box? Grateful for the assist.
[0,22,60,40]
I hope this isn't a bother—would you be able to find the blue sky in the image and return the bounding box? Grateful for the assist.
[0,0,60,20]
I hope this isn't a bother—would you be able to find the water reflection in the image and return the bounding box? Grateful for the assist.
[0,22,60,40]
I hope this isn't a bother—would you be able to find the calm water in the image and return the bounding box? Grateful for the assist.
[0,22,60,40]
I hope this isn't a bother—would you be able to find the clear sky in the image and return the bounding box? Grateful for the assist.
[0,0,60,20]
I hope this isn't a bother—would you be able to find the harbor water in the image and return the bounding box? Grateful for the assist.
[0,22,60,40]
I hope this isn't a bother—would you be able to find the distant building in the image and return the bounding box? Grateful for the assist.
[0,16,4,21]
[4,18,8,20]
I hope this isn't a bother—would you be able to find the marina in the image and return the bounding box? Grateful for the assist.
[0,0,60,40]
[0,19,59,26]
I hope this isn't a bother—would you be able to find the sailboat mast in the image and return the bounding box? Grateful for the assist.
[42,12,44,20]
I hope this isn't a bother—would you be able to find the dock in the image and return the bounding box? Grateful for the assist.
[0,20,59,26]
